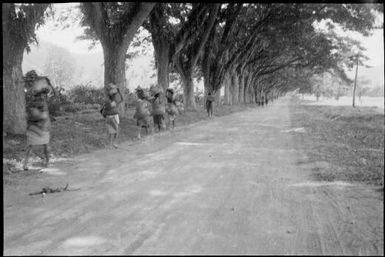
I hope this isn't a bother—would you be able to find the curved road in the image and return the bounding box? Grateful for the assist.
[4,98,383,255]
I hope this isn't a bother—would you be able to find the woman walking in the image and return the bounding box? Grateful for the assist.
[166,88,178,129]
[103,83,123,149]
[206,92,215,118]
[134,87,151,139]
[23,70,55,170]
[150,85,166,132]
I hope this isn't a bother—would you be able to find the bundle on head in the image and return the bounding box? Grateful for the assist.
[106,83,118,96]
[150,84,163,96]
[135,87,146,100]
[24,70,53,96]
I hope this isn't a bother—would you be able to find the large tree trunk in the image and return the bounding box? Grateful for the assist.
[214,89,221,107]
[352,54,359,108]
[181,74,197,111]
[102,43,128,115]
[3,43,26,134]
[156,42,170,91]
[2,3,49,134]
[203,72,211,107]
[82,3,155,115]
[231,70,239,105]
[153,37,170,91]
[224,72,232,105]
[244,72,252,104]
[238,73,245,104]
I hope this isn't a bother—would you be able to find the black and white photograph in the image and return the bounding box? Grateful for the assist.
[3,2,384,255]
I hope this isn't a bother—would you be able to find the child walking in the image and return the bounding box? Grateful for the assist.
[150,87,166,132]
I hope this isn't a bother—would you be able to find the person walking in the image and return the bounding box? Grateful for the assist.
[206,92,215,118]
[103,83,123,149]
[150,86,166,132]
[166,88,178,129]
[23,70,54,170]
[133,87,151,139]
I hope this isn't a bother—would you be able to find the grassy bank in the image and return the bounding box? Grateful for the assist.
[290,98,384,187]
[3,104,251,173]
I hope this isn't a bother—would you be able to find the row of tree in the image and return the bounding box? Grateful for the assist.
[2,3,383,134]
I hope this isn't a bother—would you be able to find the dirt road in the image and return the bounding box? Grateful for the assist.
[3,98,383,255]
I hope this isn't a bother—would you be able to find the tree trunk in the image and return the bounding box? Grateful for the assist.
[231,70,239,105]
[352,54,359,108]
[3,4,28,134]
[2,3,49,134]
[215,89,221,106]
[238,73,245,104]
[203,72,211,107]
[153,37,170,91]
[3,46,26,134]
[224,72,232,105]
[181,74,197,111]
[102,43,128,115]
[244,72,252,104]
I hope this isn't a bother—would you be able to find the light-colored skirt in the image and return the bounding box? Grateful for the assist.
[26,125,50,146]
[106,114,120,134]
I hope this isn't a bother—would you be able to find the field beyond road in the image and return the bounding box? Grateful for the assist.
[3,97,384,255]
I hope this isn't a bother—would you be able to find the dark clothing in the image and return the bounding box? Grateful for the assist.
[104,95,120,116]
[206,96,214,110]
[151,95,166,116]
[206,95,214,117]
[26,94,50,145]
[153,114,165,129]
[26,95,50,131]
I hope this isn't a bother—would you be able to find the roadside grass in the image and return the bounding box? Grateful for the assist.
[3,104,250,174]
[290,98,384,187]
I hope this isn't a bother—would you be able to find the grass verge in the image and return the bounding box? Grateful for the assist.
[290,98,384,187]
[3,104,251,173]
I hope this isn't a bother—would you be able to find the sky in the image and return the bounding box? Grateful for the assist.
[34,3,384,88]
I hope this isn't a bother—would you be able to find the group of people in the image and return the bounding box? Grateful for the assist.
[22,69,216,169]
[102,84,182,149]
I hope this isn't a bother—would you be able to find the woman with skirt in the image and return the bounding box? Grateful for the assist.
[23,71,54,170]
[103,84,123,149]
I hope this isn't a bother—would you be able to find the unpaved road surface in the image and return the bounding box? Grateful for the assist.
[4,98,383,255]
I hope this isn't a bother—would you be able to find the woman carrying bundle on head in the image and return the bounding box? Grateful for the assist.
[23,70,56,170]
[165,88,179,129]
[133,87,151,139]
[149,85,166,132]
[103,83,123,149]
[206,92,215,118]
